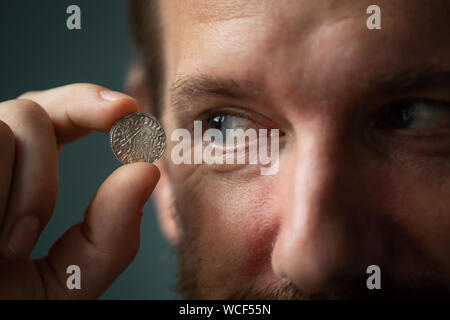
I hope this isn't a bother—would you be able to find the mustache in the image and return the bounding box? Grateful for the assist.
[178,248,450,300]
[228,277,450,300]
[228,279,323,300]
[174,204,450,300]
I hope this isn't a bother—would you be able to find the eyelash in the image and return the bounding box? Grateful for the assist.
[364,98,450,156]
[376,98,450,132]
[197,106,275,132]
[190,97,450,152]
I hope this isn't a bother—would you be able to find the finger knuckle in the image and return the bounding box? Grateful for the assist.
[0,119,15,149]
[13,99,53,128]
[17,90,40,99]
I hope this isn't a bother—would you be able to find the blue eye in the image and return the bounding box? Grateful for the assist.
[208,115,225,131]
[204,112,264,146]
[207,113,252,136]
[382,100,450,130]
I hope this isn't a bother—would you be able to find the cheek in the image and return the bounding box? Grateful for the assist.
[178,170,282,289]
[363,156,450,278]
[394,171,450,268]
[242,210,279,278]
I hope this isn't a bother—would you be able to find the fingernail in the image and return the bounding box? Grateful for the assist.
[100,90,129,101]
[8,216,40,258]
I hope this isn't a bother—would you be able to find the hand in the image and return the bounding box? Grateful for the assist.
[0,84,160,299]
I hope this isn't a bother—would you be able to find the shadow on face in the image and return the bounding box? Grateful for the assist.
[134,0,450,299]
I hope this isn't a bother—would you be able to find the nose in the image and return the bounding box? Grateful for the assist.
[271,127,382,293]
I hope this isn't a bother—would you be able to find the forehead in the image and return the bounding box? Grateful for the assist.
[159,0,449,45]
[159,0,360,62]
[158,0,450,99]
[161,0,373,25]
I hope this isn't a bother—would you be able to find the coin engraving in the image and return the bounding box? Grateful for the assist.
[110,112,166,164]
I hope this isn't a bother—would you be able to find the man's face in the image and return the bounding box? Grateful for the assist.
[150,0,450,298]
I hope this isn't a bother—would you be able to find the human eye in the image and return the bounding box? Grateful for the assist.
[373,98,450,155]
[207,114,253,131]
[379,99,450,131]
[204,112,260,145]
[190,107,285,174]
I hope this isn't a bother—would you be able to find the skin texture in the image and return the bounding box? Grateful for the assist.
[0,84,160,299]
[141,0,450,298]
[1,0,450,300]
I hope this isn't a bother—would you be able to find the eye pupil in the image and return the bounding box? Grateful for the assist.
[400,105,415,127]
[385,102,417,129]
[380,99,450,130]
[208,115,225,130]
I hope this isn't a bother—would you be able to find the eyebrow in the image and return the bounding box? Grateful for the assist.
[171,75,263,99]
[381,67,450,94]
[169,75,264,118]
[169,67,450,120]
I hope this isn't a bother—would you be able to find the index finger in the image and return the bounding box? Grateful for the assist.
[19,83,138,144]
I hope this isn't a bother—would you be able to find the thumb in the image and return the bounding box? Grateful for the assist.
[34,162,160,299]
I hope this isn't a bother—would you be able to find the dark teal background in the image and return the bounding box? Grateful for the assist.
[0,0,177,299]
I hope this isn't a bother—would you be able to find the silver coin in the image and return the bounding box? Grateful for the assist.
[110,112,166,164]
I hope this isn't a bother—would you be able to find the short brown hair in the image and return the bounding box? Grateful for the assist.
[129,0,165,119]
